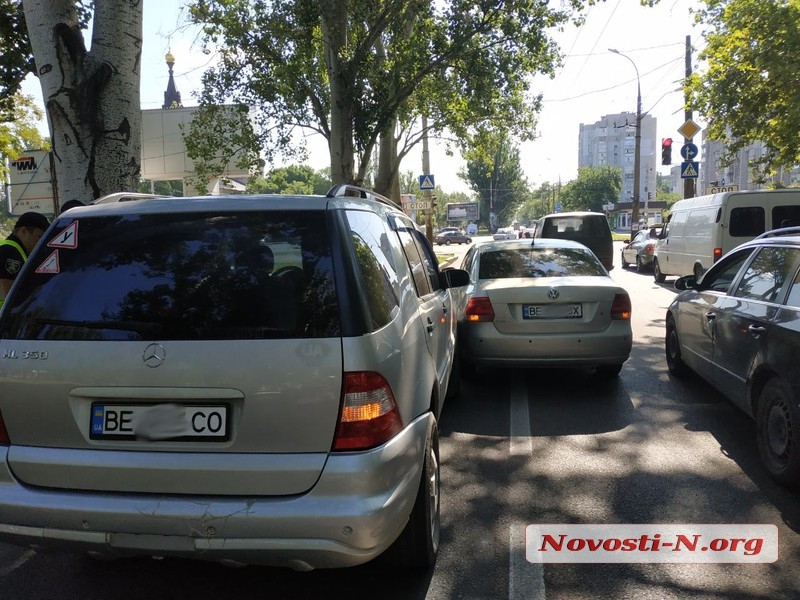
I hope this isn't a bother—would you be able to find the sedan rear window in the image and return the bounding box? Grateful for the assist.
[478,247,606,279]
[0,211,339,341]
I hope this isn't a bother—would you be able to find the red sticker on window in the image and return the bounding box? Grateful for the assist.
[48,221,79,249]
[35,250,60,274]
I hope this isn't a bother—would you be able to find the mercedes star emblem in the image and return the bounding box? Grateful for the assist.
[143,343,166,368]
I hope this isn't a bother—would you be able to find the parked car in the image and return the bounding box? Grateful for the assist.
[621,227,662,272]
[492,227,516,240]
[654,188,800,283]
[0,185,470,569]
[438,226,464,235]
[455,238,632,378]
[435,230,473,245]
[533,211,615,271]
[665,227,800,489]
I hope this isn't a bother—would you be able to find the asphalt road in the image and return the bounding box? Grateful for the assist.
[1,239,798,600]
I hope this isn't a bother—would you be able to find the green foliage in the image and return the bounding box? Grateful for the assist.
[689,0,800,181]
[246,165,331,195]
[559,165,622,212]
[460,128,529,228]
[188,0,584,184]
[0,93,50,180]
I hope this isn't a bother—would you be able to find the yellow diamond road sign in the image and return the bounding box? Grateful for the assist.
[678,119,701,140]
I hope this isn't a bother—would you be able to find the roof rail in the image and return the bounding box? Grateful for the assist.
[91,192,170,205]
[755,225,800,240]
[326,184,402,210]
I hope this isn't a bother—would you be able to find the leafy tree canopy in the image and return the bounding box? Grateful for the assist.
[559,165,621,212]
[689,0,800,180]
[187,0,588,187]
[246,164,331,195]
[0,93,49,181]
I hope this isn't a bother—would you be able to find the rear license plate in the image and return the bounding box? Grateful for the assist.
[90,403,229,441]
[523,304,583,319]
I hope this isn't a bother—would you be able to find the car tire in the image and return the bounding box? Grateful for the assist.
[445,239,452,246]
[665,315,687,376]
[595,364,623,379]
[383,421,440,568]
[466,238,472,244]
[621,252,630,269]
[635,255,645,273]
[756,378,800,489]
[653,258,666,283]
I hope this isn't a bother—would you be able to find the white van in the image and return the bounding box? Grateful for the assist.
[653,189,800,282]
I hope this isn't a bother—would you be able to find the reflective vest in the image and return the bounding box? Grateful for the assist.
[0,238,27,310]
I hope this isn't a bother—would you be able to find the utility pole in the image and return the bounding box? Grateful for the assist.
[609,49,641,235]
[422,115,433,243]
[683,35,695,199]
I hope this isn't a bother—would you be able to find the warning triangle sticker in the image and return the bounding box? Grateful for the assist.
[35,250,60,274]
[48,221,79,249]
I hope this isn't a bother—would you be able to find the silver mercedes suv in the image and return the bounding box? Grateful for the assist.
[0,185,469,570]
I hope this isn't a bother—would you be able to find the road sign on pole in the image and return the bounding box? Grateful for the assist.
[680,143,698,161]
[677,119,701,140]
[681,161,699,179]
[419,174,435,190]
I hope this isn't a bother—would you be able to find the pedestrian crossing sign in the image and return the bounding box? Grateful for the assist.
[419,174,435,190]
[681,161,699,179]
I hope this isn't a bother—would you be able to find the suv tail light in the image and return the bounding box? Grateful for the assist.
[0,411,9,445]
[465,297,495,322]
[611,293,632,320]
[333,372,403,451]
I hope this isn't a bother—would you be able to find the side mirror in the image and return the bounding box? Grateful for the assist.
[441,268,470,288]
[674,275,696,291]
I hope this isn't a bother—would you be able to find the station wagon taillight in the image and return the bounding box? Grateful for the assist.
[333,372,403,451]
[0,411,9,445]
[611,293,632,320]
[465,297,495,322]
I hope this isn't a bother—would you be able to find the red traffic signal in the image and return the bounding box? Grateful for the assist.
[661,137,673,165]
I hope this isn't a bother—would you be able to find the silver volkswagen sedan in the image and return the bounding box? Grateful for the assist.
[455,238,632,378]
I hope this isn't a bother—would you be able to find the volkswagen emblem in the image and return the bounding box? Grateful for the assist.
[547,288,560,300]
[143,343,166,368]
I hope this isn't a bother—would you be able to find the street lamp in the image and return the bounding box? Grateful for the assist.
[609,48,642,235]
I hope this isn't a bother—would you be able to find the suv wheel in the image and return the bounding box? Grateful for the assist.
[756,378,800,489]
[665,315,687,376]
[384,421,440,568]
[653,259,666,283]
[445,239,452,246]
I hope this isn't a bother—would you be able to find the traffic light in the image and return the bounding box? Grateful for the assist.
[661,138,673,165]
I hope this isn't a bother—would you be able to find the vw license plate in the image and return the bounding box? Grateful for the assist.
[523,304,583,319]
[90,403,229,441]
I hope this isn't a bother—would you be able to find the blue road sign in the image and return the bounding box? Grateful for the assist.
[680,143,699,161]
[419,174,435,190]
[681,161,699,179]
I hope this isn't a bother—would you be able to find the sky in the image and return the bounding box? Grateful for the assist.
[21,0,705,194]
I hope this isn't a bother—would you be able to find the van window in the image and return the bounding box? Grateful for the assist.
[729,207,765,237]
[773,205,800,229]
[664,209,688,238]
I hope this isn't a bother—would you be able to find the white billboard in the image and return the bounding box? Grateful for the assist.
[7,150,56,216]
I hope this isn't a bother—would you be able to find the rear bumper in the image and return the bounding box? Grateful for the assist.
[0,413,433,570]
[460,322,632,368]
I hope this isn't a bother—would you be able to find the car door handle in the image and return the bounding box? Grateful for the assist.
[748,324,766,337]
[705,311,716,321]
[426,317,435,334]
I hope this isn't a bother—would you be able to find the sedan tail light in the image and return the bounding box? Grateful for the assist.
[611,293,632,320]
[465,297,495,322]
[0,411,9,445]
[332,372,403,451]
[645,243,655,252]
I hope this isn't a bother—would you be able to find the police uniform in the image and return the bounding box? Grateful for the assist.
[0,233,28,284]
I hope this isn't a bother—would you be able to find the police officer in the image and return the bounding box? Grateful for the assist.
[0,211,50,308]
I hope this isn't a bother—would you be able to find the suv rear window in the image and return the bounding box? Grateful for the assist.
[0,211,339,341]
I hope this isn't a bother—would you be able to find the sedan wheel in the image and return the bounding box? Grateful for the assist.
[621,252,630,269]
[756,378,800,489]
[445,239,452,246]
[665,315,687,376]
[635,255,645,273]
[653,258,666,283]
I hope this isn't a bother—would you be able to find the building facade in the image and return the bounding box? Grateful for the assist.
[578,112,658,230]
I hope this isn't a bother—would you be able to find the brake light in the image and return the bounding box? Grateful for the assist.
[611,293,632,320]
[332,372,403,451]
[465,297,495,322]
[713,247,722,262]
[645,243,655,252]
[0,411,9,445]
